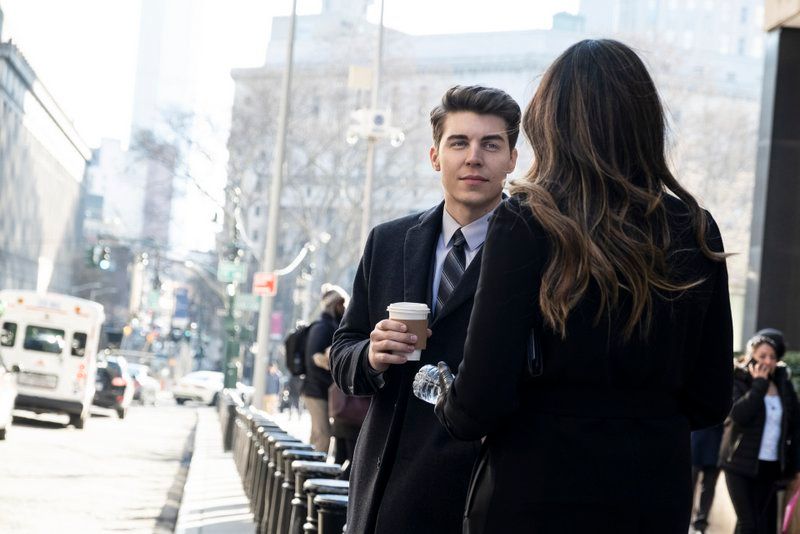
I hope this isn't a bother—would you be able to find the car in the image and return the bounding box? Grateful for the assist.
[127,363,160,405]
[172,370,223,406]
[93,356,134,418]
[0,353,18,440]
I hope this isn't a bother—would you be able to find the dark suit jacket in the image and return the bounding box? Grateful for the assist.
[330,202,481,534]
[438,196,734,534]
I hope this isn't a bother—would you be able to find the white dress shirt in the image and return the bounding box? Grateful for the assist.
[431,207,495,315]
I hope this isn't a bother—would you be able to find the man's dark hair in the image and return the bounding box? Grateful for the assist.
[430,85,521,149]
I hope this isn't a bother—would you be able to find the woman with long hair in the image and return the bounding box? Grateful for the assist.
[434,39,734,533]
[719,329,800,534]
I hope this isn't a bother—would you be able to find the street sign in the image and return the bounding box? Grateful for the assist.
[235,293,261,312]
[253,271,277,297]
[217,260,247,283]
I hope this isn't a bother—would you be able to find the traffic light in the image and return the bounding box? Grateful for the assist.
[87,244,112,270]
[223,243,243,262]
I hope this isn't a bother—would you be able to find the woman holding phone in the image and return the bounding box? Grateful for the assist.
[433,39,734,533]
[719,328,800,534]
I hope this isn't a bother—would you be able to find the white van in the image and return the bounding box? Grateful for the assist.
[0,290,105,429]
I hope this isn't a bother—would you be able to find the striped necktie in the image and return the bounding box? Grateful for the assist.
[436,228,467,315]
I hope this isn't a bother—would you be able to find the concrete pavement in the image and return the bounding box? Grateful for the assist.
[174,407,311,533]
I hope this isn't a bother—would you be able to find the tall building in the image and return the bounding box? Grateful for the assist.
[227,0,765,347]
[0,7,91,292]
[129,0,207,251]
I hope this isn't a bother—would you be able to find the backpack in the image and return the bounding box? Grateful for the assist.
[284,321,316,376]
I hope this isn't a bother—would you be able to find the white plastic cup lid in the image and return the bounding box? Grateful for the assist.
[387,302,430,318]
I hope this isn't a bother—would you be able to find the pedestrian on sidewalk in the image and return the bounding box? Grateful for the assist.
[434,39,733,534]
[264,363,283,413]
[690,423,723,533]
[302,285,347,453]
[330,85,521,534]
[719,328,800,534]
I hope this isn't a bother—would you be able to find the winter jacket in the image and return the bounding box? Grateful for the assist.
[719,363,800,477]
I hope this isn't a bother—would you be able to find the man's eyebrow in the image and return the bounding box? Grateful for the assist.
[444,133,508,142]
[481,133,506,143]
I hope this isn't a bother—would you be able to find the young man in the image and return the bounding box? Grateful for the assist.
[330,85,520,534]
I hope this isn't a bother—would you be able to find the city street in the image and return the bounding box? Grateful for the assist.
[0,402,197,533]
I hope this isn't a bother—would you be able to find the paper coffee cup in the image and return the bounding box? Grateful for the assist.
[387,302,430,361]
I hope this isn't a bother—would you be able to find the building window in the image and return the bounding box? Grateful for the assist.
[737,37,747,56]
[740,7,748,24]
[726,71,736,83]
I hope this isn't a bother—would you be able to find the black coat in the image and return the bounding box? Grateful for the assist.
[301,312,338,399]
[718,364,800,478]
[330,202,481,534]
[438,196,734,534]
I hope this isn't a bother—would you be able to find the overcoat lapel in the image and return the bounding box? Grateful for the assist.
[403,202,443,305]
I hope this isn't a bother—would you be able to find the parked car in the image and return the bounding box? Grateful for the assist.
[93,356,134,418]
[172,371,223,406]
[0,353,18,440]
[127,363,160,405]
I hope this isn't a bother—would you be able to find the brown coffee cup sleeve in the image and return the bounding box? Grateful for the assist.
[399,319,428,349]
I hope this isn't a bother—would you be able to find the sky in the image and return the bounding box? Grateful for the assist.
[0,0,579,250]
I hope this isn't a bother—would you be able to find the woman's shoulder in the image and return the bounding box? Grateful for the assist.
[662,194,724,249]
[494,195,545,237]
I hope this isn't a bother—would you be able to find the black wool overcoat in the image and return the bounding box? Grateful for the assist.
[438,196,735,534]
[330,202,481,534]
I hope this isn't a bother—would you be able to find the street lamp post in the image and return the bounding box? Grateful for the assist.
[252,0,299,410]
[223,282,239,388]
[361,0,386,249]
[346,0,404,247]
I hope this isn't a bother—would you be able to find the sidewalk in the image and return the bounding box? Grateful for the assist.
[174,407,312,533]
[174,408,254,534]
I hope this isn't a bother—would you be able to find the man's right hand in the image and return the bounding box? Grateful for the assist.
[367,319,418,373]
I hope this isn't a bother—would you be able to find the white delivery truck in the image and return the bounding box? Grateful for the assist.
[0,290,105,429]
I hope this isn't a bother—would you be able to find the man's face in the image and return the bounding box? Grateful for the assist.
[430,111,518,219]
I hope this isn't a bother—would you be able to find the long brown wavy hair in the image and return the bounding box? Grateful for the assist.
[511,39,726,339]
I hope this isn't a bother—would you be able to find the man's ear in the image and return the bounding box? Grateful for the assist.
[429,145,441,171]
[507,147,519,174]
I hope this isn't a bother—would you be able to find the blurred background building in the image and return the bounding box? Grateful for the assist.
[0,10,91,294]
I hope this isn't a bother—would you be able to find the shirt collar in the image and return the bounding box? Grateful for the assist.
[441,206,496,251]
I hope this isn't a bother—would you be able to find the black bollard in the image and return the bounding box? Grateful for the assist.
[314,494,348,534]
[246,424,281,500]
[222,392,240,452]
[289,464,347,534]
[265,448,325,534]
[249,426,282,489]
[254,434,301,525]
[277,457,341,534]
[302,479,349,534]
[259,437,305,533]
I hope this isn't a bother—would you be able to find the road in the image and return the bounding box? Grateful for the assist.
[0,401,198,533]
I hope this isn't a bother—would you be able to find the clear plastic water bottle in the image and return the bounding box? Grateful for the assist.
[412,362,455,405]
